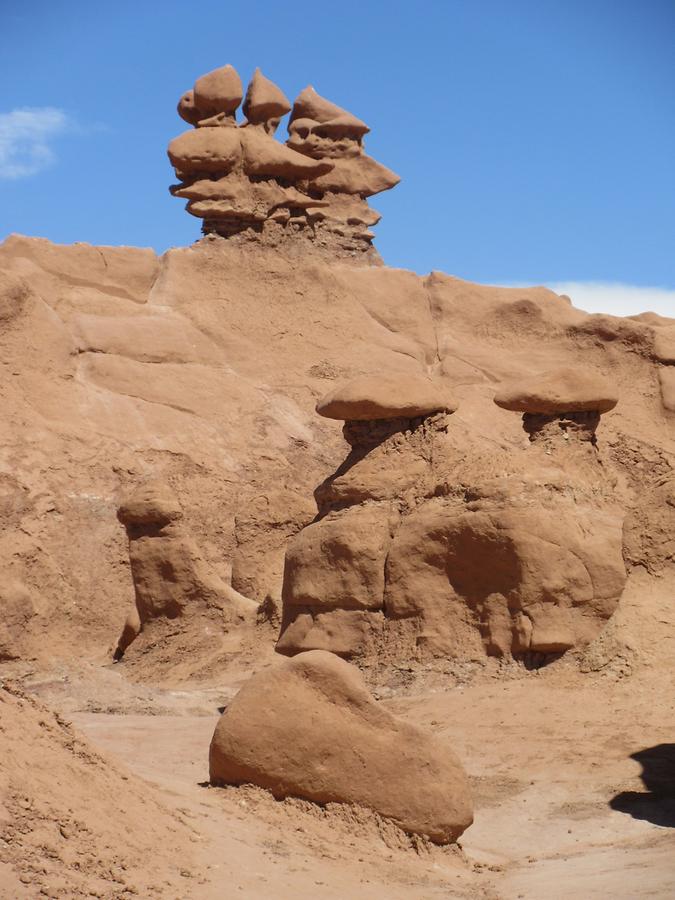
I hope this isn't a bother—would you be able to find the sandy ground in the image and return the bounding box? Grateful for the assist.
[12,645,665,900]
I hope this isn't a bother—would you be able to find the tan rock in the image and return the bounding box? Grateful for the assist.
[209,650,473,844]
[309,153,400,197]
[317,373,457,421]
[0,581,36,660]
[242,68,291,127]
[113,484,257,659]
[653,326,675,364]
[167,127,241,176]
[176,89,201,126]
[0,268,32,323]
[290,86,369,135]
[276,608,382,657]
[384,500,626,657]
[117,484,183,528]
[193,64,243,118]
[659,368,675,411]
[240,127,333,179]
[281,504,394,613]
[494,367,618,414]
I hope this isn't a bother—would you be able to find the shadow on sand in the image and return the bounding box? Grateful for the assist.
[610,743,675,828]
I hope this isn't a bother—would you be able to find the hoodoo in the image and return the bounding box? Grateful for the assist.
[168,64,399,255]
[494,366,618,445]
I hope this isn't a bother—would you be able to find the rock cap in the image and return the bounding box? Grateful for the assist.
[117,484,183,528]
[317,373,458,421]
[493,367,618,414]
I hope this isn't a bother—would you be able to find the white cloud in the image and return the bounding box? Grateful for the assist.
[0,107,71,179]
[546,281,675,319]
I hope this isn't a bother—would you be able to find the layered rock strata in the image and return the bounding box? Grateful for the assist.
[168,65,399,254]
[209,650,473,844]
[277,371,627,662]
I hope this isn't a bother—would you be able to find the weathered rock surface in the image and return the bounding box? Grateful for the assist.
[209,650,473,843]
[0,581,37,660]
[168,64,399,255]
[317,373,457,421]
[278,369,628,662]
[1,233,672,674]
[114,483,257,660]
[494,367,618,413]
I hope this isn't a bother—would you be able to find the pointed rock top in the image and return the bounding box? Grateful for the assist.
[494,367,619,414]
[193,64,243,117]
[316,374,458,421]
[243,68,291,124]
[290,86,369,135]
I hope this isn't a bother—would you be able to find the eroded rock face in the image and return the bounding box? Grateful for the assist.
[168,65,399,255]
[114,483,257,659]
[0,581,37,661]
[209,650,473,844]
[277,373,627,662]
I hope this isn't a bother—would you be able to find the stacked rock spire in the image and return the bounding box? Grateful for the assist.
[168,65,400,252]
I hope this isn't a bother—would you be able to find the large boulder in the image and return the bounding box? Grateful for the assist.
[209,650,473,844]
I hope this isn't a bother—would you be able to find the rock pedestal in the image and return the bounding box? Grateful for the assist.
[277,371,627,662]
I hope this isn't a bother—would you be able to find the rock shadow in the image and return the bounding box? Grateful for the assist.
[610,744,675,828]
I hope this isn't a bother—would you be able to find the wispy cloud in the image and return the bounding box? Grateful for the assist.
[0,107,71,179]
[546,282,675,318]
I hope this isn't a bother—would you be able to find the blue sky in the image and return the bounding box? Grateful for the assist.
[1,0,674,314]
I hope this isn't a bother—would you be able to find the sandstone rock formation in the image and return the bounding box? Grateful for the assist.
[1,233,671,676]
[316,373,457,421]
[277,369,627,662]
[168,65,399,254]
[209,650,473,844]
[494,366,618,445]
[114,483,257,660]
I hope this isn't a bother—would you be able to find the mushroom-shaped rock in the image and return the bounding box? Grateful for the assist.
[209,650,473,844]
[317,373,458,421]
[193,64,243,119]
[494,367,618,414]
[290,86,369,136]
[117,483,183,529]
[242,68,291,126]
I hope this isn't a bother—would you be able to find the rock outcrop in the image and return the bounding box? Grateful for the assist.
[277,370,627,662]
[113,483,257,660]
[494,367,619,445]
[209,650,473,844]
[168,65,399,255]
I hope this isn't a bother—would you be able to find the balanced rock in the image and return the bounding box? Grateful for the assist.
[494,367,618,414]
[209,650,473,844]
[316,373,457,421]
[494,367,618,445]
[167,64,399,254]
[193,64,243,121]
